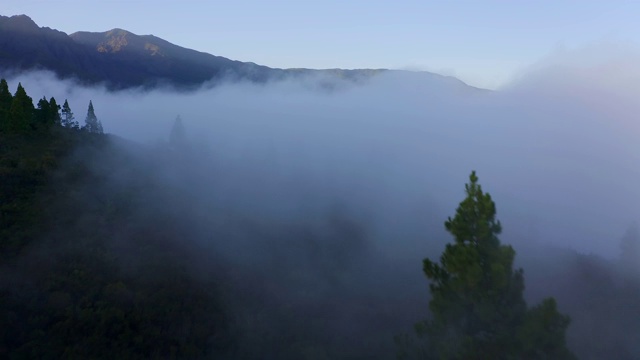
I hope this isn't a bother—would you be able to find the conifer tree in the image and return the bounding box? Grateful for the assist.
[49,97,62,126]
[419,171,574,359]
[35,96,62,130]
[61,99,77,128]
[36,97,51,130]
[0,79,12,131]
[8,83,34,133]
[83,100,103,134]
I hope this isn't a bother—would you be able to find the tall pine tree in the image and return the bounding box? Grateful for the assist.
[61,99,77,128]
[419,171,574,359]
[83,100,103,134]
[49,97,62,127]
[0,79,12,132]
[35,96,62,130]
[35,97,51,130]
[8,83,34,133]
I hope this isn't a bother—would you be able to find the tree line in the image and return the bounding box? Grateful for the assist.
[0,79,103,135]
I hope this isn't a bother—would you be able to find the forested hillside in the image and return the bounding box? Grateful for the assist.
[0,81,233,358]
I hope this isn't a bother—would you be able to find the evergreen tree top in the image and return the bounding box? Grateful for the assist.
[0,79,10,95]
[445,170,502,247]
[14,83,23,99]
[419,171,573,359]
[84,100,103,134]
[0,79,12,106]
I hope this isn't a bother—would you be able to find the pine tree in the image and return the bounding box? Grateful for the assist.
[61,99,77,128]
[49,97,62,126]
[0,79,12,132]
[8,83,34,133]
[83,100,103,134]
[419,171,574,359]
[35,97,62,130]
[36,96,51,130]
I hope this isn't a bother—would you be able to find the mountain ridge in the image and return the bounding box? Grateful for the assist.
[0,14,483,92]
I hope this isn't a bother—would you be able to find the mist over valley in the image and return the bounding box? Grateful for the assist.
[1,12,639,360]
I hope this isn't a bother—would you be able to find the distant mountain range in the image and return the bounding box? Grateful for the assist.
[0,14,481,92]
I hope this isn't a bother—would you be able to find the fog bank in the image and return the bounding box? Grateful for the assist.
[9,45,639,259]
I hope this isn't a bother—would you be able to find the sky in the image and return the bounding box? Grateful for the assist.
[4,1,640,89]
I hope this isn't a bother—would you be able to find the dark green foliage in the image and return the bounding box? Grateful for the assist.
[49,97,62,126]
[0,81,65,135]
[518,248,640,359]
[0,122,231,358]
[61,99,78,129]
[419,171,574,359]
[0,131,68,256]
[0,82,230,359]
[8,83,34,133]
[518,298,573,358]
[83,100,103,134]
[0,78,12,131]
[35,96,52,130]
[34,96,62,131]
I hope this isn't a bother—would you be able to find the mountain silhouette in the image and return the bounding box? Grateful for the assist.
[0,14,480,92]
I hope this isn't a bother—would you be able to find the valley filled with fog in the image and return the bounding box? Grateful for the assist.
[12,46,640,258]
[2,44,640,359]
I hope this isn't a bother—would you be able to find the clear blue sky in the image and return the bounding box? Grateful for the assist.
[4,0,639,89]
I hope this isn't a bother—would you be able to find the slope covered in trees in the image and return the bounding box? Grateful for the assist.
[0,79,395,359]
[0,81,232,358]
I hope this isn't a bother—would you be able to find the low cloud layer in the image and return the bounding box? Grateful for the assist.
[8,44,637,259]
[3,42,640,358]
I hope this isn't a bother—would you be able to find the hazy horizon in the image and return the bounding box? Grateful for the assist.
[4,1,640,89]
[3,40,638,259]
[2,5,640,357]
